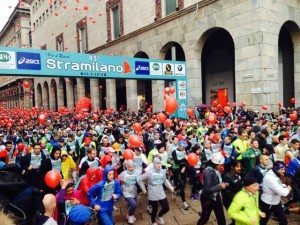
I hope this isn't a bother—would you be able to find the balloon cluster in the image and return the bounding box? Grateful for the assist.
[164,87,178,114]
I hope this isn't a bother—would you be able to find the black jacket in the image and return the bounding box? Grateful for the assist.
[202,167,222,200]
[222,170,243,208]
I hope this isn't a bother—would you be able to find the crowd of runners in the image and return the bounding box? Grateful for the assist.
[0,102,299,225]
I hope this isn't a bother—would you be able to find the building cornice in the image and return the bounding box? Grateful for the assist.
[0,6,30,41]
[89,0,219,53]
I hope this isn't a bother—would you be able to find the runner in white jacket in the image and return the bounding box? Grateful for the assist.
[260,161,291,225]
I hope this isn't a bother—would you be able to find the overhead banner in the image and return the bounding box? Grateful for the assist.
[0,46,188,118]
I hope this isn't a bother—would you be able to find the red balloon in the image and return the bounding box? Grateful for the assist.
[17,143,25,151]
[223,106,232,114]
[165,96,178,114]
[187,153,199,167]
[45,170,61,188]
[290,98,295,104]
[261,105,268,110]
[186,108,194,117]
[38,114,46,125]
[92,113,99,121]
[164,118,172,127]
[83,5,89,10]
[133,123,142,132]
[6,122,12,128]
[128,135,142,148]
[207,113,217,124]
[211,100,218,107]
[289,113,297,121]
[157,112,167,123]
[169,87,175,94]
[23,81,30,89]
[123,149,134,160]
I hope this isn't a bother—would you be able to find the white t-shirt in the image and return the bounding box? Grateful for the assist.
[44,217,58,225]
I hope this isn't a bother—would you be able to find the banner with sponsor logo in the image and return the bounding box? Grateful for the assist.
[0,46,188,118]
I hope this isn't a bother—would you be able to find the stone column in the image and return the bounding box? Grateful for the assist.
[57,80,64,108]
[90,79,100,110]
[126,79,137,111]
[49,88,56,110]
[76,78,85,99]
[293,33,300,107]
[66,81,75,111]
[106,79,117,109]
[152,80,165,112]
[234,30,280,112]
[23,88,31,109]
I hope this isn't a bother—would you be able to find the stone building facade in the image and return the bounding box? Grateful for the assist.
[7,0,300,111]
[0,4,32,108]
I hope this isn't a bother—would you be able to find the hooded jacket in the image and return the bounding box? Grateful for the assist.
[228,188,260,225]
[77,168,100,203]
[87,165,122,212]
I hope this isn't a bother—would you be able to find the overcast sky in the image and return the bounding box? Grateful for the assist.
[0,0,20,31]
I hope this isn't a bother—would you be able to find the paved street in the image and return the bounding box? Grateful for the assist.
[107,187,300,225]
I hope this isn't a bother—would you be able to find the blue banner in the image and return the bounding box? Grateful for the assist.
[0,46,188,118]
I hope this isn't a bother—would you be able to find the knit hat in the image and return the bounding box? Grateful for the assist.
[273,161,285,173]
[69,204,92,225]
[243,177,258,187]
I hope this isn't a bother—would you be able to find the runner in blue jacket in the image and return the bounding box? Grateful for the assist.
[88,164,122,225]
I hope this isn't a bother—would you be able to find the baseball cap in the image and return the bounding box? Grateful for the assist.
[178,140,188,148]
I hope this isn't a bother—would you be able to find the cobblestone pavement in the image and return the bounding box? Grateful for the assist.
[90,186,300,225]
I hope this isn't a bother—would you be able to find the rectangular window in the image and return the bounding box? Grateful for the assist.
[79,27,88,52]
[46,9,49,18]
[76,19,88,53]
[165,0,177,15]
[56,33,64,51]
[42,13,45,22]
[112,6,120,39]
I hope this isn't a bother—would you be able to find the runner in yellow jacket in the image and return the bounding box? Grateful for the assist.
[228,177,265,225]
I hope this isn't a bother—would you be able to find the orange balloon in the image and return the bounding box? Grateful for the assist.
[23,81,30,89]
[223,106,232,114]
[38,114,46,125]
[164,118,172,127]
[186,108,194,117]
[123,149,134,160]
[207,113,217,124]
[290,98,295,104]
[165,96,178,114]
[45,170,61,188]
[133,123,142,132]
[261,105,268,110]
[289,113,297,121]
[187,153,199,167]
[211,100,218,107]
[128,135,142,148]
[157,112,167,123]
[169,87,175,94]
